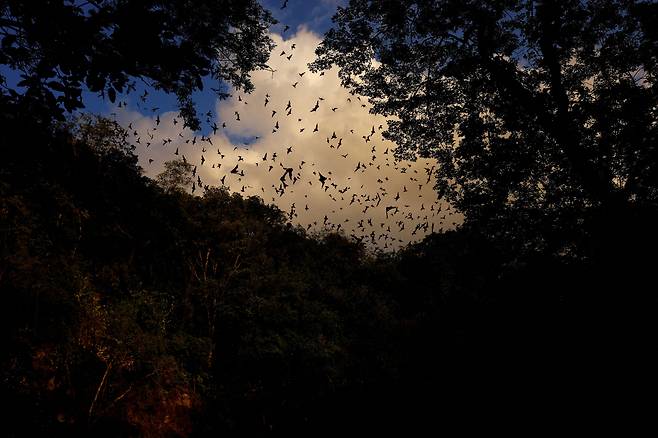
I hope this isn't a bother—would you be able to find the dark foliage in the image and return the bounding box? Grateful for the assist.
[311,0,658,259]
[3,104,655,436]
[309,4,658,405]
[0,110,393,435]
[1,0,275,129]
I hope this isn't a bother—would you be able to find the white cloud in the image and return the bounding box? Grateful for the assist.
[118,28,461,250]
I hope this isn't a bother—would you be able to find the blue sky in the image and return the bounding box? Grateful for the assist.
[261,0,346,36]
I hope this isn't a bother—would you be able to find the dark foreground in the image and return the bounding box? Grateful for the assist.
[2,106,657,436]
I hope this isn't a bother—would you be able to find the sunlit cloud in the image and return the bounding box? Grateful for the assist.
[118,27,462,249]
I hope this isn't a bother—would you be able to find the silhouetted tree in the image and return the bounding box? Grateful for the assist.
[310,5,658,409]
[311,0,658,258]
[68,114,133,156]
[0,0,275,129]
[0,112,414,436]
[156,159,194,193]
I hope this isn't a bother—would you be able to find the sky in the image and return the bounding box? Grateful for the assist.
[76,0,462,249]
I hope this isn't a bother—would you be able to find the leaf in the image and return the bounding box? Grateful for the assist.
[2,34,16,49]
[47,81,66,92]
[107,87,116,103]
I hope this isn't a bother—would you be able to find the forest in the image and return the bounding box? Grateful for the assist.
[2,0,657,435]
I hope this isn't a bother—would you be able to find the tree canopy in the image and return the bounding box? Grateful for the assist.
[156,158,195,193]
[0,0,275,129]
[2,112,478,435]
[311,0,658,256]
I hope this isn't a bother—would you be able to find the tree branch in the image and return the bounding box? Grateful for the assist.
[88,361,112,421]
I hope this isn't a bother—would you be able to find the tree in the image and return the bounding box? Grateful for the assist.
[156,158,194,193]
[0,0,276,129]
[69,113,133,155]
[311,0,658,257]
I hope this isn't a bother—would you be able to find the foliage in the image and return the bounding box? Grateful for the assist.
[2,91,657,437]
[0,0,276,129]
[68,114,134,157]
[310,0,658,257]
[156,159,194,193]
[0,112,408,435]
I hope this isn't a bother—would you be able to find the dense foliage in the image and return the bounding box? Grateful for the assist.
[311,0,658,257]
[0,111,530,435]
[0,0,275,129]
